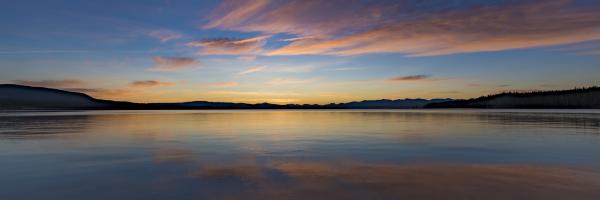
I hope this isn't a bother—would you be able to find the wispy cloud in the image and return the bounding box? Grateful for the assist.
[148,30,183,43]
[187,35,270,55]
[150,56,199,72]
[267,78,317,85]
[14,79,86,88]
[207,0,600,56]
[207,90,301,97]
[388,75,431,81]
[210,81,239,87]
[239,66,267,75]
[328,67,364,71]
[65,88,131,98]
[0,50,91,54]
[129,80,175,88]
[238,55,257,61]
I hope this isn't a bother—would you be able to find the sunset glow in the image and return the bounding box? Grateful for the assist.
[2,0,600,103]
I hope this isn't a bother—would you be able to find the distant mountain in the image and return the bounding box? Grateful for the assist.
[325,98,452,109]
[0,84,453,110]
[425,87,600,108]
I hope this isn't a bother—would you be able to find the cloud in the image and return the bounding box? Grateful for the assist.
[204,0,382,37]
[64,88,131,98]
[238,55,257,61]
[150,56,199,71]
[210,81,239,87]
[0,50,90,54]
[207,0,600,56]
[207,90,301,96]
[267,78,317,85]
[129,80,175,88]
[14,79,86,88]
[187,35,270,55]
[148,30,182,42]
[388,75,431,81]
[238,66,267,75]
[328,67,364,71]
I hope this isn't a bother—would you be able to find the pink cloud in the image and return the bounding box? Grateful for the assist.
[388,75,431,81]
[148,30,182,42]
[150,56,199,72]
[186,35,270,55]
[129,80,175,88]
[238,66,266,75]
[206,0,600,56]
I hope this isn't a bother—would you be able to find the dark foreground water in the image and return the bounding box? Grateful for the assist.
[1,110,600,200]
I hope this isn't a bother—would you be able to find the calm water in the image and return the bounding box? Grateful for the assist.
[1,109,600,199]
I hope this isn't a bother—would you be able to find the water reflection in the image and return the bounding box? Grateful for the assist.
[0,115,91,138]
[192,161,600,200]
[1,110,600,199]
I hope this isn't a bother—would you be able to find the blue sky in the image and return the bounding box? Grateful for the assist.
[1,0,600,103]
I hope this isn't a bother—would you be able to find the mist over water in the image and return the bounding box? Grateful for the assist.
[1,110,600,199]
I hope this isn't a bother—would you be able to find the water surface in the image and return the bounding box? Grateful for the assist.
[1,110,600,199]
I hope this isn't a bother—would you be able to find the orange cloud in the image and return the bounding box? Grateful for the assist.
[210,81,239,87]
[129,80,175,88]
[150,56,199,72]
[207,0,600,56]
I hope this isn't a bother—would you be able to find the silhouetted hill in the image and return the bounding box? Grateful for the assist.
[0,84,110,109]
[0,84,141,110]
[0,84,453,110]
[426,87,600,108]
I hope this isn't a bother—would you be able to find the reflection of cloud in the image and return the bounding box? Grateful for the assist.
[189,161,600,200]
[192,165,263,180]
[14,79,86,88]
[207,0,600,56]
[150,56,199,72]
[238,66,266,75]
[187,36,270,55]
[129,80,175,88]
[388,75,431,81]
[153,148,195,163]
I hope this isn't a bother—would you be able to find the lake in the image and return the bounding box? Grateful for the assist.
[1,109,600,199]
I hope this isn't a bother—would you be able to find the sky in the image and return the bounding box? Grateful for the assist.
[1,0,600,104]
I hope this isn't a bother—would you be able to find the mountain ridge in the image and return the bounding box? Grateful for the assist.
[0,84,451,110]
